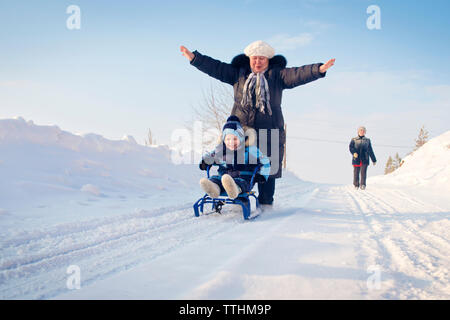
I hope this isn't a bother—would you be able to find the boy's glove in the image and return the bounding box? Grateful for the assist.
[199,160,209,171]
[200,152,216,170]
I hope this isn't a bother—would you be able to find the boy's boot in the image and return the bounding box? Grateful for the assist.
[221,174,241,199]
[199,178,221,198]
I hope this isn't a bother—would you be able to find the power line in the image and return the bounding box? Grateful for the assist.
[288,136,412,149]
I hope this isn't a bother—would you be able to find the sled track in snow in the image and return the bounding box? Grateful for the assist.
[2,179,448,299]
[343,186,450,299]
[0,201,251,299]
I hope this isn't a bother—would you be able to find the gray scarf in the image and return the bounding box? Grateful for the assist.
[241,71,272,116]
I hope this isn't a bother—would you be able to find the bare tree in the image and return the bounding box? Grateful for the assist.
[145,128,155,146]
[185,81,234,150]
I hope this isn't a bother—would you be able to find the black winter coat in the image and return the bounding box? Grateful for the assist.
[190,50,326,178]
[349,136,377,165]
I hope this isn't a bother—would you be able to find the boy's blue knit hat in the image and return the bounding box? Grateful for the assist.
[222,115,245,144]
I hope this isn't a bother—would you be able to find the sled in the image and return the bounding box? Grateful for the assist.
[193,164,262,220]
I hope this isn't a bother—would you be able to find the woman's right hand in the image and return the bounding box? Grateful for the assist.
[353,153,358,158]
[180,45,194,61]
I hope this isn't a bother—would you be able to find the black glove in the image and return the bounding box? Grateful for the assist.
[254,174,267,184]
[200,153,216,170]
[199,160,209,171]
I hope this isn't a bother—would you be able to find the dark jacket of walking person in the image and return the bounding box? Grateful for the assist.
[349,126,377,189]
[181,41,335,205]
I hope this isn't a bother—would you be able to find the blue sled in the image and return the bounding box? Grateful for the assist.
[193,164,261,220]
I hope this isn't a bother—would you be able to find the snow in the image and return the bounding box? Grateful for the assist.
[370,131,450,191]
[0,118,449,300]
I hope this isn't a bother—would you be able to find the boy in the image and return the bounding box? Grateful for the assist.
[199,116,271,199]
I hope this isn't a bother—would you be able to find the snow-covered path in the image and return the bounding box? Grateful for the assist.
[341,185,450,299]
[2,172,447,300]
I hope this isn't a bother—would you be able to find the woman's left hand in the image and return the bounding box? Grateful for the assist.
[320,58,335,74]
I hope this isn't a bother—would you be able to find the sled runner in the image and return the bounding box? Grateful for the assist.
[193,164,262,220]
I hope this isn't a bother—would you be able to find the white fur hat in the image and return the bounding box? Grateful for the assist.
[358,126,367,133]
[244,40,275,59]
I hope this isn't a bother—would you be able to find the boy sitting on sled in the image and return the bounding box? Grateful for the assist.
[199,116,271,199]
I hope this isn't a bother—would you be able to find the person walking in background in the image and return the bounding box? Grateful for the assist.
[349,126,377,190]
[181,40,335,210]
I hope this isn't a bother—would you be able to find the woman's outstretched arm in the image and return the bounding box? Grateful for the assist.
[280,58,335,89]
[180,45,239,85]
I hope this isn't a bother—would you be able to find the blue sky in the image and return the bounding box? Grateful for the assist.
[1,0,449,183]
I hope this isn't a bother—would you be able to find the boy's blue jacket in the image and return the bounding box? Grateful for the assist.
[201,142,271,182]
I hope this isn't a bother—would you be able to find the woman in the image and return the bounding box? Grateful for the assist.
[349,126,377,190]
[181,40,335,209]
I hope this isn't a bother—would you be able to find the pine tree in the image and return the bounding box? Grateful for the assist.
[414,125,429,151]
[384,156,395,174]
[393,153,402,169]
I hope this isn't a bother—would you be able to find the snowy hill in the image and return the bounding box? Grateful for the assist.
[370,130,450,191]
[0,117,202,229]
[0,118,449,300]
